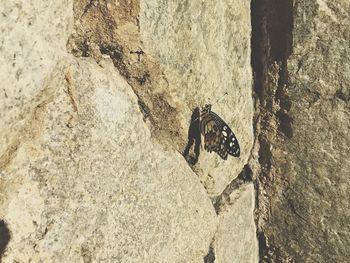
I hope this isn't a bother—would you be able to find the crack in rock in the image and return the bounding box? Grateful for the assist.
[203,238,216,263]
[213,165,253,214]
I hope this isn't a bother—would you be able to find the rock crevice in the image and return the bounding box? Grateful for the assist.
[251,0,350,262]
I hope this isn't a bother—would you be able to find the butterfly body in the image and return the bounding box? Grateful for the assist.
[200,104,240,160]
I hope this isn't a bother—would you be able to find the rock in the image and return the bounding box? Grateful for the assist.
[0,0,73,155]
[140,0,254,196]
[215,183,258,263]
[1,58,217,262]
[0,0,257,262]
[253,0,350,262]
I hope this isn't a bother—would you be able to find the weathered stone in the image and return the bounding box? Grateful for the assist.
[1,58,217,262]
[0,0,257,262]
[216,183,258,263]
[68,0,254,197]
[140,0,254,196]
[253,0,350,262]
[0,0,73,155]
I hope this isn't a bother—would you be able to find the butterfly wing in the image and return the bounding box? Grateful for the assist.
[200,111,240,159]
[221,121,240,157]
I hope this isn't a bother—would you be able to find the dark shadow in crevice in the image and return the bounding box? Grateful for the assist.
[137,95,152,122]
[0,220,11,262]
[267,0,294,139]
[276,111,293,139]
[182,107,201,165]
[251,0,264,101]
[251,0,294,262]
[257,231,268,262]
[258,135,272,176]
[213,165,253,214]
[203,240,215,263]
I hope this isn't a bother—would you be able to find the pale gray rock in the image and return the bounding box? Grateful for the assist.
[0,0,257,262]
[0,0,73,155]
[1,58,217,262]
[140,0,254,196]
[215,184,258,263]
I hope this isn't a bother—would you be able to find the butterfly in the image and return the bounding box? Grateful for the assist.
[200,104,240,160]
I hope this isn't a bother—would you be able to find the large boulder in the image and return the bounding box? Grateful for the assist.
[0,0,257,262]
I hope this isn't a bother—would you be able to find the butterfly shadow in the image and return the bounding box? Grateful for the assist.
[0,220,10,261]
[182,107,201,165]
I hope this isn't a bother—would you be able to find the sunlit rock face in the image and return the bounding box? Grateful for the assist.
[0,0,256,263]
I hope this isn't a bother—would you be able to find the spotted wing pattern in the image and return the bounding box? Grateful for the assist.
[200,105,240,160]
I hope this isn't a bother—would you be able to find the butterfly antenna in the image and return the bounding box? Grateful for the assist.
[211,92,228,106]
[192,92,228,123]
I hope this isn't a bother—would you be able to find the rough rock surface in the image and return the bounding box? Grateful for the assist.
[0,0,256,262]
[252,0,350,262]
[1,58,217,262]
[0,1,73,155]
[215,184,258,263]
[68,0,254,197]
[140,0,254,196]
[4,0,350,262]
